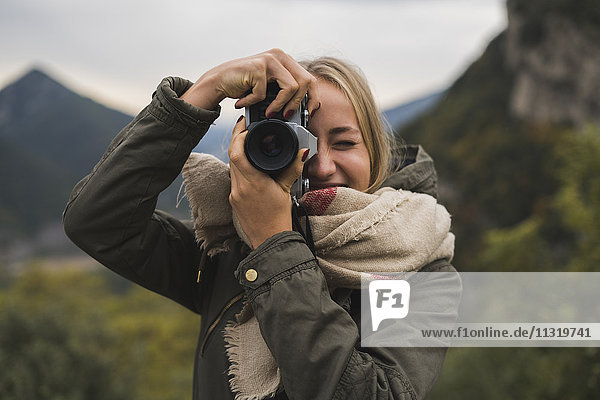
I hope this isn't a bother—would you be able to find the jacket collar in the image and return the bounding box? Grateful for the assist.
[380,144,438,199]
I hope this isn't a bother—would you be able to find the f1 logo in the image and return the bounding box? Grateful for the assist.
[369,280,411,331]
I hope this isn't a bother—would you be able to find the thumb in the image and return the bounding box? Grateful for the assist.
[278,148,310,192]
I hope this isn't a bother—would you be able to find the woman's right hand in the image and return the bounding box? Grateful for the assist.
[181,48,321,119]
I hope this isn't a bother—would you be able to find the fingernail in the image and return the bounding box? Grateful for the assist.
[301,149,310,163]
[266,110,275,119]
[284,109,294,120]
[236,115,244,123]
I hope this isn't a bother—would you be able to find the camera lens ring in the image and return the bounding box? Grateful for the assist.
[244,119,299,174]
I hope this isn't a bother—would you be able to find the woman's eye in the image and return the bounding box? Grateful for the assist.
[334,141,357,148]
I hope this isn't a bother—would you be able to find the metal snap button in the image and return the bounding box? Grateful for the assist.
[245,268,258,282]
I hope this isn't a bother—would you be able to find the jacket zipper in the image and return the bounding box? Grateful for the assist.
[200,292,245,356]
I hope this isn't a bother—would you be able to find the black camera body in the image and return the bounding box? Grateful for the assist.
[244,82,317,198]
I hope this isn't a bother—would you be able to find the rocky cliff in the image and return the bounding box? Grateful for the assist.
[505,0,600,127]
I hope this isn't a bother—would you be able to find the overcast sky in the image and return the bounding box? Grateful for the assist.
[1,0,506,121]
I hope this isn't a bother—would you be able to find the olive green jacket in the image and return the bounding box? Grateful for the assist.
[63,77,458,400]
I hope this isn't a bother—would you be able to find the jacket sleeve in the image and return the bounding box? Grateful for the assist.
[62,77,220,313]
[235,231,459,400]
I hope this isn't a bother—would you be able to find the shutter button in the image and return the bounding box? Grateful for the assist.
[245,268,258,282]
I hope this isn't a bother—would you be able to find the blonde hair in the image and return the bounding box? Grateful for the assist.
[300,57,402,193]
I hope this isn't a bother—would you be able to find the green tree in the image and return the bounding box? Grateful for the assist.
[431,127,600,400]
[0,265,200,400]
[553,127,600,271]
[0,304,132,400]
[477,126,600,272]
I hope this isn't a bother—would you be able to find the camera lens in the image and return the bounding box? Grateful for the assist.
[245,119,298,174]
[260,134,282,157]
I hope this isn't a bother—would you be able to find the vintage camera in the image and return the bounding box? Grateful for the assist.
[244,82,317,198]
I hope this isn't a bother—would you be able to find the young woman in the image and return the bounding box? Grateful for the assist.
[63,49,458,400]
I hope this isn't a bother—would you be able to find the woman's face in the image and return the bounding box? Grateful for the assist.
[304,80,371,192]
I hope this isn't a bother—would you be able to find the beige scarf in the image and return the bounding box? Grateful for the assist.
[182,153,454,400]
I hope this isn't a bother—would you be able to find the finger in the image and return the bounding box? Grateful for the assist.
[263,60,299,117]
[228,136,251,186]
[277,148,309,192]
[305,79,321,118]
[228,115,247,159]
[231,115,247,139]
[280,70,316,120]
[234,75,267,109]
[269,50,321,118]
[228,120,244,197]
[280,77,310,120]
[228,127,264,183]
[228,116,251,174]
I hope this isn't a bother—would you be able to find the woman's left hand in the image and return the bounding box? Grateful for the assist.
[228,116,308,249]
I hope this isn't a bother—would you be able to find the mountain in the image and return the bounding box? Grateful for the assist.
[382,91,445,132]
[0,70,131,243]
[0,68,233,262]
[0,69,133,175]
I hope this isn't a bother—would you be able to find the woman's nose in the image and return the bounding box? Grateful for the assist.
[304,149,336,180]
